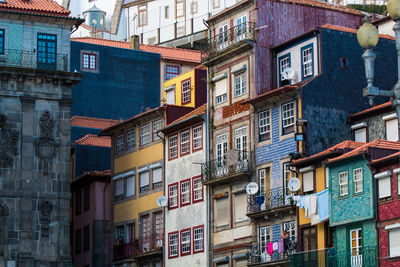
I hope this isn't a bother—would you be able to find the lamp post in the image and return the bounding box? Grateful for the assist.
[357,4,400,135]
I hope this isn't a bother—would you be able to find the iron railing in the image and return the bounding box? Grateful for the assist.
[290,248,331,267]
[247,186,296,214]
[326,246,377,267]
[201,149,252,182]
[248,240,297,265]
[200,22,255,61]
[0,49,68,71]
[113,233,164,261]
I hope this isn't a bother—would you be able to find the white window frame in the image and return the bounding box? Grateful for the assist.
[140,124,150,146]
[168,184,178,208]
[353,168,363,194]
[169,232,178,257]
[182,79,191,104]
[350,228,362,256]
[259,226,271,254]
[302,46,313,77]
[339,172,348,197]
[258,109,271,141]
[181,229,191,255]
[152,120,163,141]
[235,127,247,160]
[169,134,178,159]
[216,93,227,104]
[280,56,290,81]
[216,133,228,165]
[192,125,202,150]
[193,226,204,252]
[139,171,150,193]
[116,135,124,155]
[181,180,190,205]
[180,130,190,155]
[193,177,203,202]
[282,221,296,240]
[126,130,136,151]
[282,102,295,135]
[234,73,247,97]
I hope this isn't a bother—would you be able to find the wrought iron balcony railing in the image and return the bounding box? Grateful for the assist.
[326,246,377,267]
[0,49,68,71]
[113,233,163,261]
[247,186,296,214]
[247,240,297,265]
[200,22,255,61]
[201,149,253,183]
[290,248,330,267]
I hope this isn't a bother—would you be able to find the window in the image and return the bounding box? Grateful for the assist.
[217,24,228,50]
[83,186,90,211]
[259,226,271,254]
[83,225,90,251]
[378,174,391,199]
[193,176,203,202]
[354,127,367,142]
[181,130,190,155]
[115,225,124,242]
[168,183,178,208]
[82,53,96,70]
[181,79,191,104]
[386,118,399,141]
[284,163,296,197]
[176,0,185,18]
[350,228,362,257]
[279,54,290,86]
[191,1,198,14]
[216,134,228,167]
[302,171,314,193]
[353,168,363,194]
[389,228,400,258]
[216,93,227,104]
[153,120,163,141]
[125,130,136,151]
[180,229,191,256]
[165,6,169,19]
[192,125,203,151]
[115,179,124,199]
[283,221,296,240]
[235,127,247,160]
[213,0,220,8]
[215,197,229,228]
[301,44,313,79]
[75,189,81,215]
[166,65,180,80]
[169,135,178,159]
[259,109,271,141]
[138,4,148,26]
[155,212,163,241]
[234,193,247,223]
[282,102,295,135]
[140,124,150,146]
[152,167,162,189]
[126,223,135,244]
[236,16,247,40]
[234,73,247,97]
[169,232,178,258]
[180,179,191,206]
[37,33,56,70]
[193,226,204,253]
[141,215,151,252]
[166,88,175,105]
[75,229,81,254]
[126,175,136,197]
[0,29,5,54]
[139,171,150,193]
[116,135,124,155]
[339,172,348,197]
[259,168,270,194]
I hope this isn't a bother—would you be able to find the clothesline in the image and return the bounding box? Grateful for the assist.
[292,188,329,225]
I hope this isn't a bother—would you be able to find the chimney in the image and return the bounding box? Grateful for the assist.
[130,35,140,50]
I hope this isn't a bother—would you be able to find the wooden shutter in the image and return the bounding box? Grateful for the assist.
[303,171,314,192]
[390,229,400,257]
[126,175,135,196]
[378,176,391,199]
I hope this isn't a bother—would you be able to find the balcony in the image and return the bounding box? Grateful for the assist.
[0,49,68,72]
[247,241,296,267]
[325,246,377,267]
[113,234,163,262]
[290,248,330,267]
[201,149,253,186]
[200,22,255,65]
[247,187,296,219]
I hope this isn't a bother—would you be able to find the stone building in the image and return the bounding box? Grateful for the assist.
[0,0,82,266]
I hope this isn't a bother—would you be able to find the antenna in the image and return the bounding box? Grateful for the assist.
[246,182,259,195]
[157,196,167,207]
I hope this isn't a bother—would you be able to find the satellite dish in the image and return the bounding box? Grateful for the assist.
[157,196,167,207]
[288,178,301,192]
[282,68,296,80]
[246,182,259,195]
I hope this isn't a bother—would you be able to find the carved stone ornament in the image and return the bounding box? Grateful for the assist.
[0,114,18,169]
[0,201,9,216]
[38,200,53,238]
[34,111,59,175]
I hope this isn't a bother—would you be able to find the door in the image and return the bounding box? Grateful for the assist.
[235,127,247,161]
[215,134,228,176]
[154,212,163,248]
[37,33,57,70]
[141,215,150,252]
[350,228,362,267]
[301,227,317,265]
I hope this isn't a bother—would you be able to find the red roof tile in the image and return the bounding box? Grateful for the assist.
[326,139,400,164]
[349,101,392,119]
[71,116,119,130]
[167,103,206,126]
[74,134,111,148]
[0,0,70,17]
[370,151,400,165]
[293,140,365,165]
[321,24,396,41]
[71,37,201,64]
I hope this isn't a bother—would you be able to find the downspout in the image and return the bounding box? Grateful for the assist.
[206,67,211,267]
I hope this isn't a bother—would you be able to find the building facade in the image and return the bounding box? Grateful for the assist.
[0,0,82,266]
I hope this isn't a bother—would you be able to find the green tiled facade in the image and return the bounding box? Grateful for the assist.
[335,220,377,253]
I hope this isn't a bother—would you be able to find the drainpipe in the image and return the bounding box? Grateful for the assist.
[206,67,211,267]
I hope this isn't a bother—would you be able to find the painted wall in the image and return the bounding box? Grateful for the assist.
[74,145,111,178]
[163,69,195,107]
[70,41,160,120]
[351,110,395,143]
[329,157,375,227]
[255,0,363,95]
[377,20,395,37]
[334,220,376,254]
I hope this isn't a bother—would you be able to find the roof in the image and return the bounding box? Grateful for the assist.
[207,0,250,22]
[272,0,362,16]
[71,37,201,64]
[292,140,364,166]
[71,169,111,186]
[168,103,206,126]
[243,85,300,105]
[370,151,400,165]
[71,116,119,130]
[74,134,111,148]
[349,101,392,120]
[372,16,392,26]
[326,139,400,164]
[0,0,71,17]
[320,24,396,41]
[83,4,105,14]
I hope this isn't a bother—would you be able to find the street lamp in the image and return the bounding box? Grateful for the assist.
[357,10,400,135]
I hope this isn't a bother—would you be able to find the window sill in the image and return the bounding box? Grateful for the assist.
[138,186,162,198]
[279,132,295,142]
[215,224,230,232]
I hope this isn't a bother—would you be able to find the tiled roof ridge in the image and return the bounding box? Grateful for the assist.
[0,0,71,16]
[349,101,392,118]
[370,150,400,164]
[321,24,396,41]
[71,36,129,46]
[71,115,119,130]
[141,43,201,54]
[167,103,207,126]
[74,134,111,148]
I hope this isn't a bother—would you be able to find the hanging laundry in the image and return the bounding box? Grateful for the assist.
[273,241,278,251]
[317,188,329,222]
[278,238,285,253]
[267,242,274,256]
[309,194,317,215]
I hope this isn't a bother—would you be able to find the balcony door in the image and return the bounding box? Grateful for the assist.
[215,134,228,176]
[235,127,247,161]
[141,215,150,252]
[350,228,362,267]
[154,211,163,248]
[217,24,228,51]
[236,16,247,42]
[37,33,57,70]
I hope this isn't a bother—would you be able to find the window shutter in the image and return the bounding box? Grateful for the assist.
[166,90,175,105]
[153,167,162,183]
[126,176,135,196]
[390,229,400,257]
[354,128,367,142]
[234,193,247,223]
[303,171,314,192]
[215,197,229,226]
[215,78,227,98]
[379,176,391,199]
[386,119,399,141]
[140,171,150,187]
[116,179,124,196]
[325,167,329,188]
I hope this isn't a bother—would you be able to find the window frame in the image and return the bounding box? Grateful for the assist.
[192,125,203,152]
[152,167,163,189]
[282,220,296,240]
[377,175,391,200]
[389,228,400,258]
[233,72,247,98]
[281,101,295,135]
[140,124,151,146]
[278,53,291,87]
[259,225,271,254]
[37,33,57,70]
[116,135,125,155]
[168,134,178,160]
[152,119,163,141]
[0,29,5,55]
[82,52,97,70]
[181,78,191,104]
[168,231,179,259]
[180,179,191,207]
[193,225,204,253]
[353,168,363,194]
[339,171,349,197]
[191,1,198,14]
[301,43,314,80]
[180,228,191,256]
[138,4,148,26]
[180,129,191,156]
[385,118,399,142]
[126,129,136,151]
[175,0,185,19]
[192,176,203,203]
[166,64,180,80]
[258,109,271,142]
[139,170,150,193]
[168,183,179,209]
